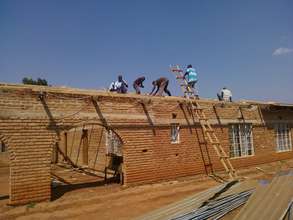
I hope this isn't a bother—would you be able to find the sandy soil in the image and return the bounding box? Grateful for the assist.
[0,173,219,220]
[1,159,293,220]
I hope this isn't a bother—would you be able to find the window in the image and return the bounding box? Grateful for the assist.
[1,141,6,153]
[275,124,292,152]
[171,124,180,144]
[229,124,254,158]
[106,130,122,156]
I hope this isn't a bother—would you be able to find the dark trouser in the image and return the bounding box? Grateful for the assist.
[217,93,232,102]
[188,80,197,89]
[117,85,127,94]
[133,83,141,94]
[157,80,171,96]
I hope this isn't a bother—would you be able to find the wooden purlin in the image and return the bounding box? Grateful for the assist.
[190,101,237,180]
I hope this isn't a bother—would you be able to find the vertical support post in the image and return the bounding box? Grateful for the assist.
[82,129,89,166]
[64,132,68,158]
[52,142,59,164]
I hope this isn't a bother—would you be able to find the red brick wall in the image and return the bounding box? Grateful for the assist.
[121,124,293,185]
[0,83,292,205]
[0,120,55,205]
[58,126,107,172]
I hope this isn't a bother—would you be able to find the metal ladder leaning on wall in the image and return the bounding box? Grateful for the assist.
[170,65,237,180]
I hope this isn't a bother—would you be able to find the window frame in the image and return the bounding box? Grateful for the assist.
[229,123,254,158]
[275,123,292,152]
[106,130,123,156]
[170,123,180,144]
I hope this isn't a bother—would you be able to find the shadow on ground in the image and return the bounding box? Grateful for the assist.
[51,177,120,201]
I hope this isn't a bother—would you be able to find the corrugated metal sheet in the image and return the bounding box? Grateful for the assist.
[168,180,262,220]
[217,179,260,199]
[173,190,254,220]
[235,171,293,220]
[135,182,236,220]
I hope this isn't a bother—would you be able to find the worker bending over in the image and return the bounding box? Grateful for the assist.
[109,75,128,94]
[133,76,145,94]
[150,77,171,96]
[217,87,232,102]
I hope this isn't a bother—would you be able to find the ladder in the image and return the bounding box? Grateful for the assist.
[191,101,237,180]
[170,65,198,99]
[170,65,237,180]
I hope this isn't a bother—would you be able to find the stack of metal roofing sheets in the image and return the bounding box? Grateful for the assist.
[234,171,293,220]
[172,190,253,220]
[137,172,293,220]
[136,182,237,220]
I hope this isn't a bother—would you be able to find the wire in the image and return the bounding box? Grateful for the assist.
[54,102,90,120]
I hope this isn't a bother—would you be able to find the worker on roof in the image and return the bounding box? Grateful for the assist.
[133,76,145,94]
[176,64,199,98]
[217,87,232,102]
[149,77,171,96]
[109,75,128,94]
[184,64,198,90]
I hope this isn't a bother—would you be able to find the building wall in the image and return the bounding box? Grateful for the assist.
[0,83,292,205]
[0,120,55,205]
[57,126,107,172]
[121,124,293,185]
[0,141,9,167]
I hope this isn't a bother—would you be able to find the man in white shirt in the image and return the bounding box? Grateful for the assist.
[217,87,232,102]
[109,75,128,93]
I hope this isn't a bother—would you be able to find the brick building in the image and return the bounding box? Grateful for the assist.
[0,83,292,205]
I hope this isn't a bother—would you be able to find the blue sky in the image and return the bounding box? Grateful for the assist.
[0,0,292,102]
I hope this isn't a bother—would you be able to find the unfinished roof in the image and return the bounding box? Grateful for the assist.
[1,82,292,108]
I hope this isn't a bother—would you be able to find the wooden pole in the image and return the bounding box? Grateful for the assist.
[64,132,68,159]
[82,129,89,166]
[52,142,59,164]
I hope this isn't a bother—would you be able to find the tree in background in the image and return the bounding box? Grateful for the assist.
[22,77,48,86]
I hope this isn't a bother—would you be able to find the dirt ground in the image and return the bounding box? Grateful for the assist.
[1,159,293,220]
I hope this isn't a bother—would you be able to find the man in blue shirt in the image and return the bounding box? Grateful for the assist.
[184,64,198,89]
